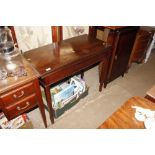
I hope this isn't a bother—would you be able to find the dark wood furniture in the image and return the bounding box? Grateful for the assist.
[89,26,138,82]
[128,27,155,66]
[23,34,112,124]
[98,96,155,129]
[0,58,47,128]
[51,26,63,42]
[145,85,155,103]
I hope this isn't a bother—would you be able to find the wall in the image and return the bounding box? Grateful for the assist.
[63,26,89,40]
[14,26,89,52]
[14,26,52,52]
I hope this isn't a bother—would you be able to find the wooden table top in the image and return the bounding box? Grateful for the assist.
[98,96,155,129]
[146,85,155,99]
[145,85,155,103]
[23,34,111,78]
[0,56,39,94]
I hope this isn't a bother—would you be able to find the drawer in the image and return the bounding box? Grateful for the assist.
[4,93,37,120]
[0,81,35,106]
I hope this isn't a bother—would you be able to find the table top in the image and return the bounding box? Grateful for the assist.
[98,96,155,129]
[146,85,155,99]
[0,56,39,94]
[23,34,111,78]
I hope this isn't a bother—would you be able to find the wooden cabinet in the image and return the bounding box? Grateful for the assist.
[0,58,47,127]
[129,27,155,65]
[108,27,138,81]
[89,26,138,83]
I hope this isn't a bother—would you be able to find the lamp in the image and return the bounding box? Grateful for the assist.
[0,27,26,79]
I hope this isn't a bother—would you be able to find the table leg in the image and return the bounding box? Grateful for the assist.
[35,80,47,128]
[44,86,55,124]
[37,99,47,128]
[81,71,84,79]
[99,58,109,92]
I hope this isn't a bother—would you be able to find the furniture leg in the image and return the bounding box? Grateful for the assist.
[81,71,84,79]
[44,86,54,124]
[99,57,109,92]
[34,80,47,128]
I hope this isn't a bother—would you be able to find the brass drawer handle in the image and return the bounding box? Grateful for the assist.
[13,91,24,99]
[16,102,30,111]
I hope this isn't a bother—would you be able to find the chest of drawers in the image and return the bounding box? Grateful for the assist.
[0,58,47,127]
[1,79,39,120]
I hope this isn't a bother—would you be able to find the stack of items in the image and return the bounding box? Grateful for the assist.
[43,76,88,118]
[0,113,33,129]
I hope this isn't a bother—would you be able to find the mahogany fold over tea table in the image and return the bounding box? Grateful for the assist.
[23,34,112,124]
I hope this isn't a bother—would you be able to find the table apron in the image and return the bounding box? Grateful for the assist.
[40,52,110,86]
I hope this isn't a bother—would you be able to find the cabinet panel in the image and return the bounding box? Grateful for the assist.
[129,27,154,64]
[109,27,138,81]
[134,38,150,51]
[89,26,138,83]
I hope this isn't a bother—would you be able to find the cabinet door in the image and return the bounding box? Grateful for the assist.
[110,27,138,81]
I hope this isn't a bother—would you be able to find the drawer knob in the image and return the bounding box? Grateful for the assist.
[16,102,30,111]
[13,91,24,99]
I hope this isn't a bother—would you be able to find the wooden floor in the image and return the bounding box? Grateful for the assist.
[98,96,155,129]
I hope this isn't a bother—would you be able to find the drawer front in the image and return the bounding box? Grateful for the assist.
[0,81,35,106]
[4,94,37,120]
[41,51,110,85]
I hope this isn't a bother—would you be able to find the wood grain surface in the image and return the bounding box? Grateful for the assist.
[98,96,155,129]
[0,56,40,94]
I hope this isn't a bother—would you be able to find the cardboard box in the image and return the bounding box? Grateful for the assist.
[0,113,33,129]
[42,76,89,119]
[19,120,33,129]
[54,87,88,118]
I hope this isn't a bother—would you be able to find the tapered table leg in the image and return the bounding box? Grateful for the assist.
[35,79,47,128]
[81,71,84,79]
[99,57,109,92]
[44,86,54,124]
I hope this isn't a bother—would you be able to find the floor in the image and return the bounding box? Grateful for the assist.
[28,50,155,129]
